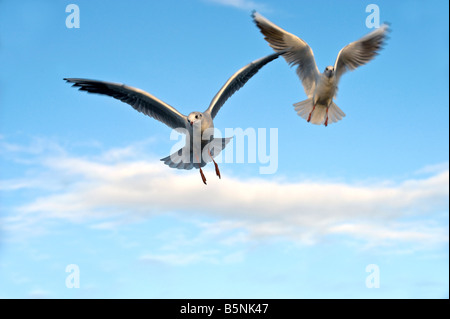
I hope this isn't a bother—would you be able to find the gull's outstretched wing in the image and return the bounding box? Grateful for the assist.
[205,52,282,119]
[334,24,390,83]
[252,11,320,98]
[64,78,188,131]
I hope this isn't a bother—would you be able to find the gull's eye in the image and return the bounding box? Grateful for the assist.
[195,115,198,119]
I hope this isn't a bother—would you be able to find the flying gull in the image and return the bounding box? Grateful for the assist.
[64,52,281,184]
[253,11,389,126]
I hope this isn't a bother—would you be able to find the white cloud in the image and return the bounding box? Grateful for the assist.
[139,248,246,266]
[205,0,268,11]
[1,138,448,251]
[415,162,449,175]
[139,250,219,266]
[28,289,51,299]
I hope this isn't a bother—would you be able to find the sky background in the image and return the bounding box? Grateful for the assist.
[0,0,448,298]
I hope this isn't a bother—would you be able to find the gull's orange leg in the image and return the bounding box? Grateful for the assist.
[195,153,207,185]
[307,104,316,123]
[208,148,221,179]
[199,168,207,185]
[324,108,329,127]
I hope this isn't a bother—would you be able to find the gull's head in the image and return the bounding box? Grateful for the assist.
[187,112,203,126]
[324,66,335,78]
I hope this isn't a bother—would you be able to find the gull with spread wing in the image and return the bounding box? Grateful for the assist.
[253,12,389,126]
[65,52,281,184]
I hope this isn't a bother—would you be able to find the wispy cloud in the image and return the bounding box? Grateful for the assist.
[415,162,450,175]
[28,289,52,299]
[205,0,268,12]
[139,250,219,266]
[139,249,246,266]
[1,138,448,251]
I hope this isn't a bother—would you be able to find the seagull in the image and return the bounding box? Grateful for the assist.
[252,11,389,126]
[64,52,281,184]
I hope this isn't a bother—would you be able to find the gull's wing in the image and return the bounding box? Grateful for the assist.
[205,52,281,119]
[252,11,320,98]
[64,78,188,131]
[334,24,390,83]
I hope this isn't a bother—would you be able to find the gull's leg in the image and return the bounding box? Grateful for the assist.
[208,148,221,179]
[324,107,329,127]
[307,104,316,123]
[199,167,207,185]
[195,152,207,185]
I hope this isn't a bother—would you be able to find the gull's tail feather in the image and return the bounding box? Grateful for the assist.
[294,99,345,126]
[202,137,232,162]
[160,137,232,170]
[160,147,198,170]
[327,101,346,125]
[294,98,324,124]
[309,105,327,125]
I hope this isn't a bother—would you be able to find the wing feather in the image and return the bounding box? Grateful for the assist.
[206,52,281,119]
[334,24,390,83]
[252,11,320,98]
[64,78,187,130]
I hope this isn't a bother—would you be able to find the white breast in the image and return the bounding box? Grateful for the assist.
[314,75,337,107]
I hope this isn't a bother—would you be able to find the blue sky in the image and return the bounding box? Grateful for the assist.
[0,0,448,298]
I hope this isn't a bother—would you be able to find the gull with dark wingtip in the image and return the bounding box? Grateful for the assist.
[253,12,390,126]
[64,52,281,184]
